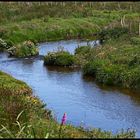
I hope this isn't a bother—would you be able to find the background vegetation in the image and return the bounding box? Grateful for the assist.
[1,2,140,45]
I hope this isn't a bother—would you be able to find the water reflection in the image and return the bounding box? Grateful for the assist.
[83,75,140,105]
[45,65,80,73]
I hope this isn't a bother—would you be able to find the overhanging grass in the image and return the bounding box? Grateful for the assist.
[0,71,32,95]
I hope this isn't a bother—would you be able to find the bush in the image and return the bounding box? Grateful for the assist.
[5,40,14,48]
[130,37,140,45]
[99,27,129,41]
[0,38,8,51]
[83,59,140,88]
[83,61,119,86]
[75,46,91,55]
[119,67,140,89]
[0,38,14,51]
[44,50,74,66]
[83,59,109,76]
[95,64,125,86]
[8,40,39,57]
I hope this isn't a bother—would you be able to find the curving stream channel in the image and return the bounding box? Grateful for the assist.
[0,40,140,137]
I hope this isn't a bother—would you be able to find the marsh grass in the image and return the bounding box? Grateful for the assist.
[74,34,140,90]
[1,3,139,45]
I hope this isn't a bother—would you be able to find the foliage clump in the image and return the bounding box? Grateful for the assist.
[130,37,140,45]
[99,27,129,42]
[75,33,140,90]
[44,50,74,66]
[75,46,91,55]
[0,38,12,51]
[8,40,39,57]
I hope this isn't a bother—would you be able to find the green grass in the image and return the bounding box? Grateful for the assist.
[0,16,117,44]
[74,33,140,90]
[0,71,32,95]
[1,4,139,45]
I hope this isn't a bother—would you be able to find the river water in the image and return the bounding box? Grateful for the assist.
[0,40,140,137]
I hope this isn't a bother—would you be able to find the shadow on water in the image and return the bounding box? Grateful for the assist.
[83,75,140,106]
[0,55,44,64]
[44,65,81,73]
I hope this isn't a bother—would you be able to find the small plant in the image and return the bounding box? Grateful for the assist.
[8,40,39,57]
[44,50,74,66]
[99,27,129,41]
[59,113,67,138]
[75,46,91,55]
[0,38,8,51]
[0,111,50,138]
[130,37,140,45]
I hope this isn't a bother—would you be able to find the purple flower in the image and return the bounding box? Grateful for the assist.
[61,113,67,125]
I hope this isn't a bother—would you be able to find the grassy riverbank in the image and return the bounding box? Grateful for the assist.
[74,33,140,90]
[1,2,140,59]
[0,15,117,44]
[1,2,140,45]
[44,31,140,90]
[0,71,136,138]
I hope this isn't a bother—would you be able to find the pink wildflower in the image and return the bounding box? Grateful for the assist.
[61,113,67,125]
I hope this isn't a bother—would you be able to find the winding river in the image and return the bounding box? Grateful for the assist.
[0,40,140,137]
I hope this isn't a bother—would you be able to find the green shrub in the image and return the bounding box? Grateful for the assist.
[0,38,14,51]
[99,27,129,41]
[75,46,91,55]
[44,50,74,66]
[83,59,108,76]
[8,40,39,57]
[130,37,140,45]
[0,38,8,51]
[83,59,140,88]
[119,67,140,89]
[128,56,140,67]
[5,40,14,47]
[95,64,125,86]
